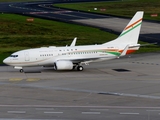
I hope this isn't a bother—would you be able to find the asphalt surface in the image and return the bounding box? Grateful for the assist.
[1,0,160,119]
[0,53,160,119]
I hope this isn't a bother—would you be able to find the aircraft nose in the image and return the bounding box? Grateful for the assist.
[3,58,10,65]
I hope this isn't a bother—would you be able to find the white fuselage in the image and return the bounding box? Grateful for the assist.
[3,44,122,67]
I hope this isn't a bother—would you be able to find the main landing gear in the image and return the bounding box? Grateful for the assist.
[20,69,24,73]
[77,66,83,71]
[73,64,83,71]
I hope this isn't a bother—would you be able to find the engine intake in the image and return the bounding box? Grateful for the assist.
[55,61,73,70]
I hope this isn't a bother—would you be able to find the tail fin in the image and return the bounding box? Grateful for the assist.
[104,11,144,46]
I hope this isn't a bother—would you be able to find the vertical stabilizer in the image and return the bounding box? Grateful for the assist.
[105,11,144,46]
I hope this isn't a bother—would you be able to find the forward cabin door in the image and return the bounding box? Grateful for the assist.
[24,51,30,61]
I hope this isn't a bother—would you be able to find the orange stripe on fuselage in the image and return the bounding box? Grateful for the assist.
[119,49,137,54]
[125,18,142,30]
[126,50,136,54]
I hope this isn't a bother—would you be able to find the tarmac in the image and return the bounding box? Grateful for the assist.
[0,53,160,119]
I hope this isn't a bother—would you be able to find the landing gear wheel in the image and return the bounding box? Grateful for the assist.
[77,66,83,71]
[20,69,24,73]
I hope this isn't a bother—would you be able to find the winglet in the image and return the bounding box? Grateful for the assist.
[120,45,129,57]
[70,37,77,46]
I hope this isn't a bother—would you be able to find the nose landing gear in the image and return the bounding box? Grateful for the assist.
[14,67,24,73]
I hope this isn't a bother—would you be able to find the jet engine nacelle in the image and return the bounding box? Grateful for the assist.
[55,61,73,70]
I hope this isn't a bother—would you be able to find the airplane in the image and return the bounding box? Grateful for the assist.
[3,11,144,73]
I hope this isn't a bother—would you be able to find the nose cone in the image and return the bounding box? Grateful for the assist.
[3,57,10,65]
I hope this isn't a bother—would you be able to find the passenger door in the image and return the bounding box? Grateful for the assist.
[24,51,30,61]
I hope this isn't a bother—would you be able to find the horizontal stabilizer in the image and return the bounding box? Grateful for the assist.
[129,42,157,48]
[140,42,157,46]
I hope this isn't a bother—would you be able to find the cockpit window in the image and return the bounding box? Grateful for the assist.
[10,55,18,58]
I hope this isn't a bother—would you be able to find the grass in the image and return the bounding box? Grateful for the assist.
[0,14,117,46]
[54,0,160,21]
